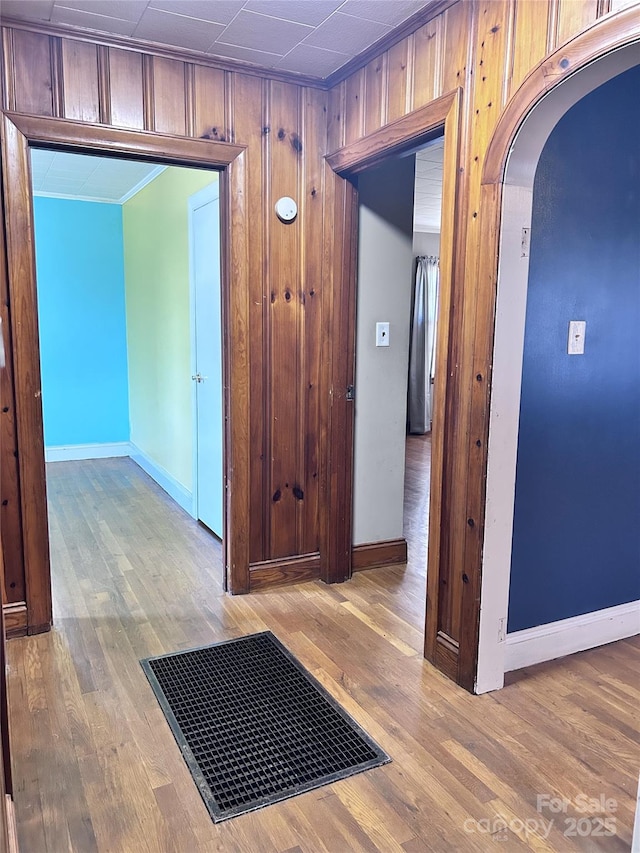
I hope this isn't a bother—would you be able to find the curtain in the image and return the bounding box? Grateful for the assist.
[408,255,439,434]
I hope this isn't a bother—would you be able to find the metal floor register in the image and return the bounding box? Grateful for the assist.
[141,631,390,821]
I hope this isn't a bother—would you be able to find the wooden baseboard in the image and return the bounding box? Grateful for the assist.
[352,538,408,572]
[249,553,321,590]
[3,603,27,639]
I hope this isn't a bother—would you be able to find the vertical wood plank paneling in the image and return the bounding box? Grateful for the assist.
[232,73,267,565]
[363,54,387,136]
[344,68,365,146]
[151,56,187,135]
[108,47,144,129]
[441,2,472,94]
[443,0,512,649]
[61,39,100,122]
[192,65,227,141]
[412,17,443,109]
[555,0,599,47]
[327,80,345,153]
[266,81,301,559]
[8,30,54,116]
[509,0,552,95]
[386,37,412,123]
[298,87,326,555]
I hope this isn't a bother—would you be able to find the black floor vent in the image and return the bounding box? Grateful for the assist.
[141,631,390,821]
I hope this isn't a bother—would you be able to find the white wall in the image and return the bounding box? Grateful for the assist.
[353,156,416,545]
[413,231,440,256]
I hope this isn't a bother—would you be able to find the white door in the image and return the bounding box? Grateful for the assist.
[189,182,223,538]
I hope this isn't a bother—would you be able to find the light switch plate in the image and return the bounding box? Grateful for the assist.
[568,320,586,355]
[376,322,390,347]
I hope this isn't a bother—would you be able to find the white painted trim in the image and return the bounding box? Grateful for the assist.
[505,601,640,672]
[632,773,640,853]
[475,41,640,694]
[32,165,167,205]
[188,181,221,522]
[118,165,167,203]
[33,191,121,204]
[129,443,193,516]
[45,442,131,462]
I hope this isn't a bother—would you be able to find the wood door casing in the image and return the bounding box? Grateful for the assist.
[0,113,251,614]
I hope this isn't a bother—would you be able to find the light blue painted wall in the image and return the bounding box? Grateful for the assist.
[33,197,130,447]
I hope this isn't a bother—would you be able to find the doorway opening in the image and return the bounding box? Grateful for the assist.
[351,134,443,624]
[28,147,225,623]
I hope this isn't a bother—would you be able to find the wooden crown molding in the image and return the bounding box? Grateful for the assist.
[0,0,459,93]
[324,0,459,88]
[0,15,325,90]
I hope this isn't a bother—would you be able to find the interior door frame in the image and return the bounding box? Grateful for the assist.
[0,112,252,631]
[326,89,463,668]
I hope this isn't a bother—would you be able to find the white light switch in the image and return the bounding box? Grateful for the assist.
[376,322,390,347]
[568,320,586,355]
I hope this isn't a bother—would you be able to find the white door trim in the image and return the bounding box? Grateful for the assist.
[475,45,640,693]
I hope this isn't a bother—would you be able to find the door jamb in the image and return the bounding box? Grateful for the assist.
[325,90,463,669]
[0,113,251,630]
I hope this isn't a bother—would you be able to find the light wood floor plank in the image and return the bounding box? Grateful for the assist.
[4,448,638,852]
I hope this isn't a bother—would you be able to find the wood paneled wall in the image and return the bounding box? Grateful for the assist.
[0,1,637,686]
[325,0,638,688]
[0,24,337,628]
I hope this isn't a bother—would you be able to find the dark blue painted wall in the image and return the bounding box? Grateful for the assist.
[508,65,640,632]
[34,197,130,447]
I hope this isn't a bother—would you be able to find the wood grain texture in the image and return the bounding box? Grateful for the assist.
[1,2,638,693]
[4,29,54,117]
[0,208,25,606]
[363,54,387,137]
[61,39,100,122]
[151,56,186,135]
[6,456,639,852]
[352,539,408,572]
[0,116,52,633]
[267,80,301,560]
[386,37,413,124]
[107,47,144,130]
[412,17,443,110]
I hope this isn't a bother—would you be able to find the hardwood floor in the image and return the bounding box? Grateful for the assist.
[6,456,639,852]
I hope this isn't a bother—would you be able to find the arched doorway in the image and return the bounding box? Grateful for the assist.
[476,17,640,693]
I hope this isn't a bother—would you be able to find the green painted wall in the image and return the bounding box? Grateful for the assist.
[123,166,218,493]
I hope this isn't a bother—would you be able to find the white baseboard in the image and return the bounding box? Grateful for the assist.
[129,443,194,517]
[505,600,640,672]
[45,442,131,462]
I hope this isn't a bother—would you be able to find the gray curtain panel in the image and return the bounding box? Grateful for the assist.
[408,256,439,434]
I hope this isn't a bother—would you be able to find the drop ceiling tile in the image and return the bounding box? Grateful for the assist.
[205,40,282,67]
[134,7,226,51]
[303,11,390,55]
[244,0,343,26]
[277,43,349,77]
[55,0,147,21]
[0,0,54,21]
[149,0,245,25]
[51,5,137,35]
[340,0,425,26]
[216,10,312,53]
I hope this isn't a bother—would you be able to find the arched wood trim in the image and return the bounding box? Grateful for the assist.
[471,6,640,691]
[483,4,640,186]
[0,113,251,630]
